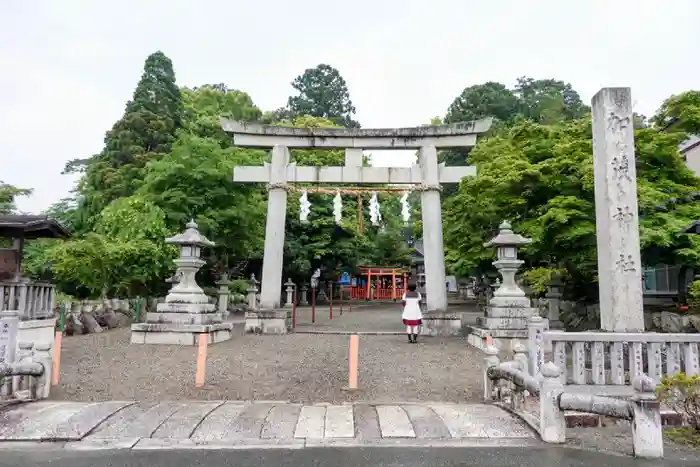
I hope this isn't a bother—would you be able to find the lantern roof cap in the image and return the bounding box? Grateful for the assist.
[165,219,215,247]
[484,220,531,248]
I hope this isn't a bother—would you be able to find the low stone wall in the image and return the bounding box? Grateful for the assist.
[61,299,139,335]
[61,296,252,336]
[556,300,700,333]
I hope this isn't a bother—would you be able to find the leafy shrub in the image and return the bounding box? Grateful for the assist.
[229,279,249,296]
[688,280,700,311]
[657,372,700,431]
[521,266,566,297]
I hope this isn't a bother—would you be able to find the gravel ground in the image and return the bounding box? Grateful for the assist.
[50,324,484,403]
[294,303,483,332]
[294,304,405,332]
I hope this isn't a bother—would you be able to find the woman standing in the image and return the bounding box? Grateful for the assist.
[401,283,423,343]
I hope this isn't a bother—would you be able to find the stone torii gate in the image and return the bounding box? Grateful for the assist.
[222,119,492,333]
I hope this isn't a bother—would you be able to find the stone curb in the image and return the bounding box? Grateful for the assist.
[293,331,405,335]
[0,437,543,452]
[304,437,542,448]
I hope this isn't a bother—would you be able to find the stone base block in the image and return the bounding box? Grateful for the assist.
[145,311,223,325]
[467,325,551,353]
[476,316,530,330]
[488,296,532,308]
[130,323,233,345]
[467,326,528,352]
[245,310,291,334]
[421,312,462,337]
[156,302,216,313]
[484,305,538,318]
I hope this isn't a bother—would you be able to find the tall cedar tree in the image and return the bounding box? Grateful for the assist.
[76,51,183,228]
[287,64,360,128]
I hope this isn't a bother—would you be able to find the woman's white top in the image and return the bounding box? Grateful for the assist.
[401,292,423,320]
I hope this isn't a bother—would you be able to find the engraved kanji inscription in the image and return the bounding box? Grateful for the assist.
[615,254,636,273]
[607,112,630,133]
[613,206,634,224]
[611,154,632,182]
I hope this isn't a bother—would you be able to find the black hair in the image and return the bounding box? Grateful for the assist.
[407,283,417,292]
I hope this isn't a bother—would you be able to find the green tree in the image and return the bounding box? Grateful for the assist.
[45,196,177,298]
[287,64,360,128]
[445,82,519,126]
[444,117,700,301]
[139,84,267,280]
[514,76,589,123]
[0,182,31,214]
[652,90,700,134]
[73,51,184,227]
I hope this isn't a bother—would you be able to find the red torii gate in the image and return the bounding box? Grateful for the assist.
[351,266,409,301]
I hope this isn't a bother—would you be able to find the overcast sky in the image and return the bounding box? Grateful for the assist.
[1,0,698,214]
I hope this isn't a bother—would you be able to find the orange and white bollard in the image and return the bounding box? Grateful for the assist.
[195,333,208,388]
[51,331,62,386]
[348,334,359,390]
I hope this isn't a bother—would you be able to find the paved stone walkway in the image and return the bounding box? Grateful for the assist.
[0,401,536,450]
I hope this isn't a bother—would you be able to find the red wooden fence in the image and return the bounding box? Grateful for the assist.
[349,286,405,300]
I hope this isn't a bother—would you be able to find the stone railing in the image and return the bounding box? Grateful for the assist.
[484,346,663,459]
[526,316,700,386]
[0,280,56,320]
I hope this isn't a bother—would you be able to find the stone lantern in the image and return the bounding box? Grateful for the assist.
[483,220,531,305]
[468,220,540,351]
[247,274,259,310]
[130,220,233,346]
[164,220,214,304]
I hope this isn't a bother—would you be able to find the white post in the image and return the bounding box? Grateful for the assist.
[32,342,53,400]
[512,341,529,375]
[591,88,644,332]
[259,145,290,310]
[483,344,500,401]
[630,374,663,459]
[418,145,448,312]
[539,362,566,443]
[527,316,546,377]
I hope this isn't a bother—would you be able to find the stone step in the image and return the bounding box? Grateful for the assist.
[0,401,536,450]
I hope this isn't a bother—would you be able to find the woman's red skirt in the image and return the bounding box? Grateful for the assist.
[403,319,422,325]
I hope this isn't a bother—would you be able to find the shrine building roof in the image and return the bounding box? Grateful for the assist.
[0,215,71,239]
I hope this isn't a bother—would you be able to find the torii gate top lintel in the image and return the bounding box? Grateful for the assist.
[220,118,493,149]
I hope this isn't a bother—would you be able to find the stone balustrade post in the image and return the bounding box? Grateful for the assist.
[527,316,546,377]
[512,341,529,375]
[32,343,52,400]
[539,362,566,443]
[483,344,500,401]
[630,374,663,458]
[14,341,34,394]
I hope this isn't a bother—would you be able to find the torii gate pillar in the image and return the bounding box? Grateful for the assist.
[223,119,492,333]
[418,144,448,312]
